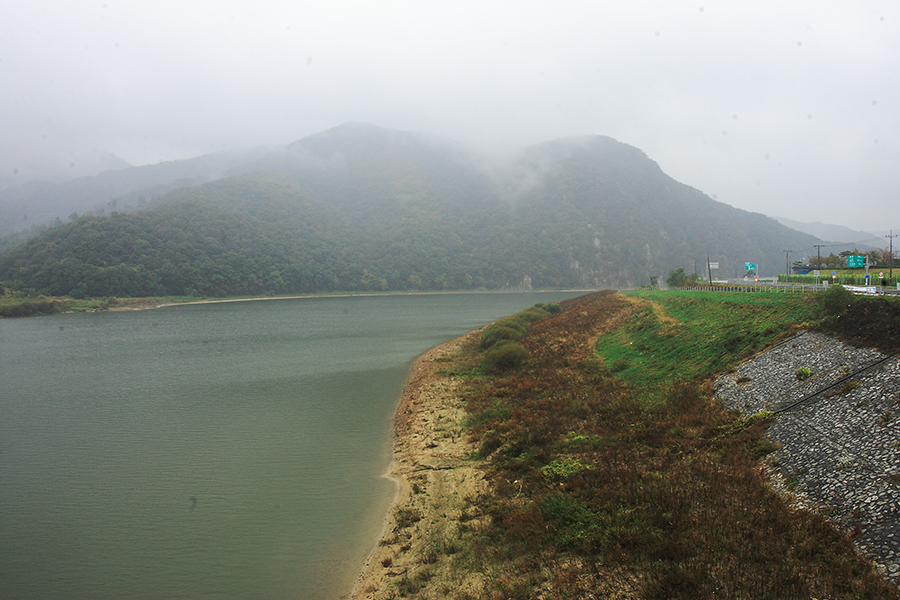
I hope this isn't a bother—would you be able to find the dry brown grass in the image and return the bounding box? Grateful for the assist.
[351,290,899,599]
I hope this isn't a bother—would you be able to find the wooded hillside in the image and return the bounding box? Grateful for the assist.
[0,124,822,298]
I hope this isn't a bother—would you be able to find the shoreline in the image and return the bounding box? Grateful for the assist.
[100,289,597,312]
[344,328,489,599]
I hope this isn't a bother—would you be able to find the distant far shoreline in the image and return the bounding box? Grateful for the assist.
[140,289,597,310]
[2,289,596,318]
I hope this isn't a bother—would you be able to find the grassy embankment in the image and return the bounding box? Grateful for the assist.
[387,288,900,599]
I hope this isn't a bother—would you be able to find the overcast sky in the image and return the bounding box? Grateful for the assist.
[2,0,898,231]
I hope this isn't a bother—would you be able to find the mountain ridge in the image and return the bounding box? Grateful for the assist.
[0,124,826,297]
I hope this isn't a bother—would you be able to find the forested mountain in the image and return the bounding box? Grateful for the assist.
[507,136,824,282]
[0,124,822,298]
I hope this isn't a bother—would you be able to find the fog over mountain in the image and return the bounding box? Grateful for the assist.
[0,123,828,297]
[2,2,898,232]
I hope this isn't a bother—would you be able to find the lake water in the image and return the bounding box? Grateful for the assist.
[0,292,584,600]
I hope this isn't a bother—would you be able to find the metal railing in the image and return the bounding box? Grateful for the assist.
[669,280,900,295]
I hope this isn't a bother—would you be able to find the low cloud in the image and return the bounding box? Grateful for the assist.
[1,1,897,231]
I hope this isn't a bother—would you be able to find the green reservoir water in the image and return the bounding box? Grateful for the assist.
[0,292,583,600]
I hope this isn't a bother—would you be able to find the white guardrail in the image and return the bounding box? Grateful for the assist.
[671,280,900,295]
[843,285,879,295]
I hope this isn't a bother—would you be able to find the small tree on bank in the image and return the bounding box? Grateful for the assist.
[820,283,855,316]
[666,268,700,288]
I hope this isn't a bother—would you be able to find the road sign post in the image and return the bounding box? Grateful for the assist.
[744,262,757,281]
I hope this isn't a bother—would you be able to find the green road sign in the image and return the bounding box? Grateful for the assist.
[847,255,865,268]
[744,262,757,271]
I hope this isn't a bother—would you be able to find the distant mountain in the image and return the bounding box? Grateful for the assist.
[0,150,132,192]
[500,136,824,283]
[773,217,878,246]
[0,146,276,238]
[0,124,825,297]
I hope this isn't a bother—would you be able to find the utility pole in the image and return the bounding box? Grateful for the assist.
[813,244,826,269]
[783,249,792,275]
[707,254,712,285]
[887,230,897,282]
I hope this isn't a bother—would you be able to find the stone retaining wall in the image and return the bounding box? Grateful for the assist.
[714,332,900,583]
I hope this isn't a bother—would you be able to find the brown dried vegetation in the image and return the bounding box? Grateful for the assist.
[450,291,896,599]
[355,290,899,600]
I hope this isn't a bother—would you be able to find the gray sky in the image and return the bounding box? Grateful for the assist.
[2,0,898,231]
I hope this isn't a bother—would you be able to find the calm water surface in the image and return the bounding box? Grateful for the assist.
[0,292,584,600]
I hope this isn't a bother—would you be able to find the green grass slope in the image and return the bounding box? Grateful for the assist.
[595,290,820,392]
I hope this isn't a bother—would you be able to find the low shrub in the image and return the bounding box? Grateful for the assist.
[535,302,562,314]
[479,303,562,351]
[518,307,549,322]
[479,318,527,350]
[483,341,529,373]
[820,284,855,316]
[542,456,591,481]
[396,508,422,528]
[795,367,813,381]
[479,324,525,350]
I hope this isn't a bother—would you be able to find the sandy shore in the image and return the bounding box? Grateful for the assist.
[344,328,490,599]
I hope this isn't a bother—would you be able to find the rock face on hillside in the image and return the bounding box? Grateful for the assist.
[714,332,900,584]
